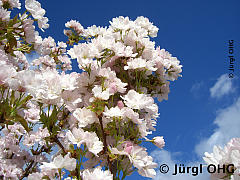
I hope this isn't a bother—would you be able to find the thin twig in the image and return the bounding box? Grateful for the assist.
[54,136,67,154]
[98,115,113,173]
[19,160,34,180]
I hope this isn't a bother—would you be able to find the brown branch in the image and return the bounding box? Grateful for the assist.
[98,116,107,152]
[54,136,67,154]
[98,115,113,174]
[20,146,51,179]
[19,160,34,180]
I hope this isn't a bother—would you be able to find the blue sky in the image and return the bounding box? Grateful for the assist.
[34,0,240,179]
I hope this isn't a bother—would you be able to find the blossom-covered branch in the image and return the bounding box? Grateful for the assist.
[0,0,183,179]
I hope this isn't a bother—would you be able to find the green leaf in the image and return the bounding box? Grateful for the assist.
[10,90,15,105]
[12,14,18,24]
[9,35,17,49]
[15,114,29,132]
[0,35,6,41]
[17,95,32,108]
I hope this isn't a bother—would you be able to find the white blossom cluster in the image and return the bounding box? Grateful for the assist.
[203,138,240,180]
[0,0,181,179]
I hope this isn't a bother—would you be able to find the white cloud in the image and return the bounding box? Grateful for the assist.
[151,149,209,180]
[25,52,39,69]
[191,81,204,93]
[210,74,234,98]
[190,81,205,98]
[196,74,240,156]
[195,97,240,156]
[152,74,240,180]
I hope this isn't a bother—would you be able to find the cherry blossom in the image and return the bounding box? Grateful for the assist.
[203,138,240,180]
[0,1,184,179]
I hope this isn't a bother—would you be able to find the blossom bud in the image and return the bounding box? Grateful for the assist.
[152,136,165,148]
[123,141,133,154]
[117,100,124,109]
[109,82,117,94]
